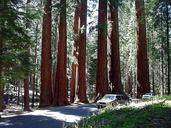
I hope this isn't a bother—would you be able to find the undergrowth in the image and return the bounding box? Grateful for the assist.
[77,100,171,128]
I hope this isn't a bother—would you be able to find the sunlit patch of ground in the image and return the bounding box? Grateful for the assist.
[165,100,171,106]
[1,103,98,123]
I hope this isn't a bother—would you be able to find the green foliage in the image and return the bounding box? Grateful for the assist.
[160,95,171,100]
[0,0,34,81]
[87,36,97,99]
[87,39,97,86]
[109,0,123,8]
[145,0,171,94]
[118,0,136,88]
[78,103,171,128]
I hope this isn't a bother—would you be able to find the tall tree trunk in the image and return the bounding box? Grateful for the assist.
[161,10,164,96]
[161,57,164,95]
[24,79,30,111]
[52,16,58,98]
[0,7,3,118]
[31,23,39,108]
[35,75,38,101]
[125,73,132,96]
[166,0,170,95]
[0,72,3,113]
[109,2,122,94]
[17,81,20,105]
[96,0,108,99]
[23,0,31,111]
[133,73,137,97]
[78,0,88,103]
[31,75,35,107]
[135,0,150,98]
[152,69,155,94]
[40,0,53,107]
[70,5,80,103]
[53,0,69,106]
[0,38,4,113]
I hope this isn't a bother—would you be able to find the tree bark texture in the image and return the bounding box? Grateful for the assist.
[0,38,4,112]
[31,23,39,107]
[40,0,53,107]
[135,0,150,98]
[166,0,170,95]
[70,5,80,103]
[78,0,88,103]
[24,79,30,111]
[31,75,35,107]
[23,0,31,111]
[53,0,69,106]
[109,4,122,94]
[160,10,164,96]
[96,0,108,99]
[125,74,132,96]
[17,82,20,105]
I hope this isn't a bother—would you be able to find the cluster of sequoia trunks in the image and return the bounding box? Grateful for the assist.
[39,0,150,107]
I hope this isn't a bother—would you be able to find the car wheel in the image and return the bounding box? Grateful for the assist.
[112,102,116,106]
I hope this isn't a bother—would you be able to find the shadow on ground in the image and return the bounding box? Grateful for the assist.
[0,103,98,128]
[0,115,63,128]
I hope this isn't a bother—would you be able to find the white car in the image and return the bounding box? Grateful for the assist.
[96,94,125,109]
[142,93,154,100]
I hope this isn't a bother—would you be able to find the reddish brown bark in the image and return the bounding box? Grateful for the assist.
[70,64,76,103]
[31,74,35,107]
[135,0,150,98]
[77,0,88,103]
[109,3,122,94]
[96,0,108,99]
[24,79,30,111]
[53,0,69,106]
[23,0,31,111]
[70,5,80,103]
[40,0,53,107]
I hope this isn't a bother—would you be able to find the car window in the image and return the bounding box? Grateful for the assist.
[116,96,123,100]
[103,95,115,100]
[109,96,115,100]
[145,93,154,96]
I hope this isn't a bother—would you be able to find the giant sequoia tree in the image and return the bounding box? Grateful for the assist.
[96,0,108,98]
[40,0,53,107]
[53,0,69,106]
[78,0,88,103]
[135,0,150,97]
[70,5,80,103]
[109,0,122,94]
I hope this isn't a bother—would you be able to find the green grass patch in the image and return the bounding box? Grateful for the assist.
[77,103,171,128]
[161,95,171,100]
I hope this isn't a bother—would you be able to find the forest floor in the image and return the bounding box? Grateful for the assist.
[0,99,171,128]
